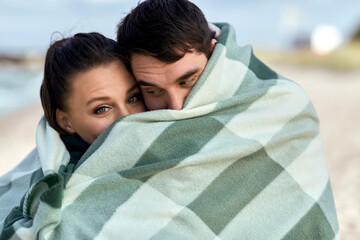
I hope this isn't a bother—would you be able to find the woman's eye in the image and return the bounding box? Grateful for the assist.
[127,93,143,104]
[94,106,109,114]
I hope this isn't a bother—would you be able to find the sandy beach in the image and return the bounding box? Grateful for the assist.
[0,63,359,239]
[271,64,360,240]
[0,101,43,174]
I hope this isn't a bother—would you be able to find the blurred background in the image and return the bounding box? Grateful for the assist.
[0,0,359,239]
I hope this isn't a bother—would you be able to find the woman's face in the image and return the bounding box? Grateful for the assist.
[56,60,145,144]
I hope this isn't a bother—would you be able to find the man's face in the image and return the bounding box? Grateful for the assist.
[131,50,209,110]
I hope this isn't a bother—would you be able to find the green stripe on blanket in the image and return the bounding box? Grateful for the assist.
[0,23,339,239]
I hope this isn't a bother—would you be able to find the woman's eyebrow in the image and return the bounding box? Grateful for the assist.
[127,84,139,94]
[86,96,111,106]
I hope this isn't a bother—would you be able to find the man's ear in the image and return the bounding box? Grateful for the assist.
[210,38,217,52]
[56,109,75,134]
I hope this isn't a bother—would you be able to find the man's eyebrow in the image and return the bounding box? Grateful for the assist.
[137,69,200,87]
[175,69,199,82]
[137,80,157,87]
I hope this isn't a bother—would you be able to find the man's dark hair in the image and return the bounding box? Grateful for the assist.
[117,0,214,65]
[40,32,123,134]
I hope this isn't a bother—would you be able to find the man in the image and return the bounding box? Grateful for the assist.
[115,0,339,239]
[117,0,217,110]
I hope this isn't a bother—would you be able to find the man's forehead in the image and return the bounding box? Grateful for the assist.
[130,53,168,70]
[130,53,179,80]
[131,51,203,69]
[130,51,208,86]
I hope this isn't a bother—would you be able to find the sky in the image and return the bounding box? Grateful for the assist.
[0,0,359,55]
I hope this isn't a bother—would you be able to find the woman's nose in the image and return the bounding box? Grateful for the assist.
[118,106,130,117]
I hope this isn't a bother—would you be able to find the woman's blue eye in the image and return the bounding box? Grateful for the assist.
[127,93,143,103]
[95,106,108,114]
[128,96,137,103]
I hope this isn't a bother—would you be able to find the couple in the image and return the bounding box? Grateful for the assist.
[0,0,339,239]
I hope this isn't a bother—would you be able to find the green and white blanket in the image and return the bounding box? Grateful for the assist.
[0,23,339,239]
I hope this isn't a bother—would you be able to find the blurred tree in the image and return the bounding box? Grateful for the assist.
[351,25,360,42]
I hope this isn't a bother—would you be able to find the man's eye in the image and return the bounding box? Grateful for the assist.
[146,89,160,94]
[179,78,195,86]
[94,106,109,114]
[127,93,143,104]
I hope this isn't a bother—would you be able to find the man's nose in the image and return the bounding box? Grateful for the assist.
[167,91,186,110]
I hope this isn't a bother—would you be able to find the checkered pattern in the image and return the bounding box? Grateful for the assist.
[0,23,339,239]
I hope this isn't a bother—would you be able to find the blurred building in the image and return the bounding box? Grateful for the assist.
[310,25,344,55]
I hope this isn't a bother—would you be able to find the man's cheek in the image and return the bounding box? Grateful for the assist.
[147,99,164,111]
[144,97,156,110]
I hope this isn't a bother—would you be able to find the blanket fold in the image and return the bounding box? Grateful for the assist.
[0,23,339,240]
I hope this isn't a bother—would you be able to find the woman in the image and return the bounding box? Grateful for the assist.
[42,32,146,144]
[40,32,146,163]
[0,32,145,236]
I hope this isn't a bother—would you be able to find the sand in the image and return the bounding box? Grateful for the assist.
[0,64,359,239]
[0,102,43,174]
[270,64,360,240]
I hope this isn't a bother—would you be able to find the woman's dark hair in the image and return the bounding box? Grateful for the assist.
[117,0,214,65]
[40,32,123,134]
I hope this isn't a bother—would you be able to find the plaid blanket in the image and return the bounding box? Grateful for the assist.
[0,23,339,239]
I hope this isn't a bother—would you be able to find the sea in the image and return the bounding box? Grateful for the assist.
[0,65,43,117]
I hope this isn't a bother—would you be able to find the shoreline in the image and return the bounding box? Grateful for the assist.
[0,55,44,73]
